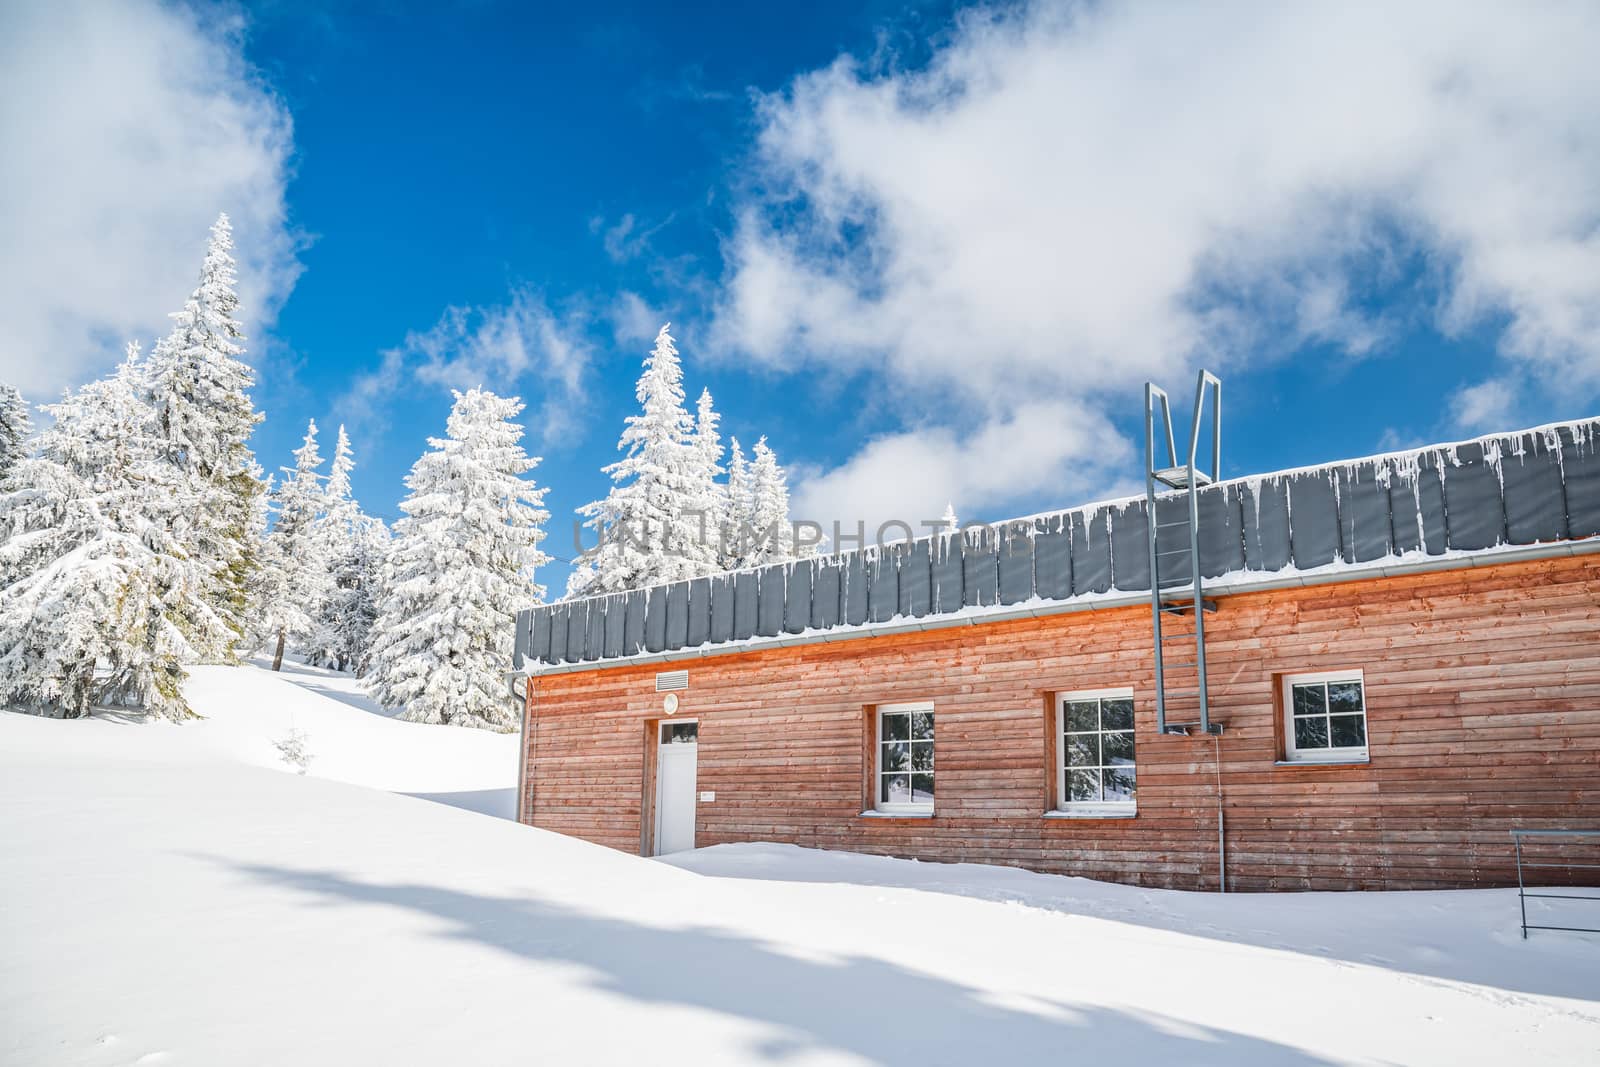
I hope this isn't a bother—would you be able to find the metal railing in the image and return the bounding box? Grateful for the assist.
[1510,829,1600,938]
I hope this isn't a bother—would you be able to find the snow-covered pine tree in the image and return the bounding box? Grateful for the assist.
[142,213,265,656]
[302,424,353,667]
[0,348,228,719]
[365,388,549,730]
[309,425,387,673]
[328,514,389,676]
[0,383,31,484]
[720,435,755,569]
[568,324,707,596]
[243,468,276,644]
[687,388,726,573]
[746,436,800,566]
[940,502,959,532]
[259,420,329,671]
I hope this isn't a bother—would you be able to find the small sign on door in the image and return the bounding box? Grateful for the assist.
[699,791,715,803]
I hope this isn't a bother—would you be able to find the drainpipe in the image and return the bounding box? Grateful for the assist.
[1213,731,1227,893]
[506,670,531,824]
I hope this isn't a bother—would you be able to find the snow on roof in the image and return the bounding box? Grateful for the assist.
[519,416,1600,671]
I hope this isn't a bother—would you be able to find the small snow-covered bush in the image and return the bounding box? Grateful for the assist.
[273,728,313,774]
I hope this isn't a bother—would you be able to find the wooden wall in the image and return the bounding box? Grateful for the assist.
[519,555,1600,891]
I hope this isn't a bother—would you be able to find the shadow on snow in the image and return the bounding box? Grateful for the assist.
[400,788,517,820]
[206,856,1339,1066]
[662,845,1600,1004]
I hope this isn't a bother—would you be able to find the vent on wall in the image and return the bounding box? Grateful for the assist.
[655,669,689,692]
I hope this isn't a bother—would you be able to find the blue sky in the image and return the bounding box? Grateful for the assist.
[244,0,962,570]
[5,1,1599,592]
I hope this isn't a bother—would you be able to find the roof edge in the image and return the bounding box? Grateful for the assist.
[525,536,1600,677]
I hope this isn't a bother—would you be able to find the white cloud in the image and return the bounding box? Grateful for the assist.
[342,289,593,448]
[0,0,300,397]
[591,212,675,264]
[610,291,666,345]
[1449,378,1518,432]
[718,1,1600,518]
[791,400,1135,533]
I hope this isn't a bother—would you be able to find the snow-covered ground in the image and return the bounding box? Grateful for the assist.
[2,661,1597,1065]
[136,655,518,817]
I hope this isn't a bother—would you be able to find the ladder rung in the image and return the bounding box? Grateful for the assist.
[1155,521,1191,530]
[1163,660,1198,669]
[1160,632,1194,641]
[1160,598,1216,613]
[1164,721,1225,736]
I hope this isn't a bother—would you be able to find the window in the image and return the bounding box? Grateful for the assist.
[875,702,934,813]
[660,721,698,744]
[1057,690,1136,814]
[1282,670,1368,762]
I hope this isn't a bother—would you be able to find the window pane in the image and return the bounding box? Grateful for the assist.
[1101,698,1134,731]
[1066,733,1099,768]
[1294,715,1329,749]
[1102,730,1135,766]
[882,774,911,805]
[1066,700,1099,732]
[662,722,697,743]
[881,713,909,742]
[911,741,934,771]
[1292,684,1326,717]
[910,711,935,740]
[1103,766,1137,803]
[1067,768,1101,802]
[911,773,934,803]
[1330,714,1367,748]
[1328,681,1363,714]
[881,742,910,772]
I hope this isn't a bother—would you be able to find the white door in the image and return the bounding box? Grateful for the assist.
[653,721,698,855]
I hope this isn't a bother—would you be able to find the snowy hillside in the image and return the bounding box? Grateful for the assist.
[3,663,1598,1066]
[97,655,518,816]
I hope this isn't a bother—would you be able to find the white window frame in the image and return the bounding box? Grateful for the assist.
[1055,687,1137,817]
[1282,669,1369,764]
[874,701,935,814]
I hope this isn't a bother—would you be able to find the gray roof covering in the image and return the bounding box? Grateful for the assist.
[516,418,1600,670]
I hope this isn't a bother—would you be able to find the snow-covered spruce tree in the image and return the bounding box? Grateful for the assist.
[259,420,329,671]
[0,383,32,484]
[688,387,726,573]
[940,502,959,532]
[719,435,755,569]
[326,513,389,676]
[0,349,228,720]
[142,213,264,656]
[568,324,708,597]
[745,436,801,566]
[365,388,549,730]
[309,425,388,673]
[242,469,276,644]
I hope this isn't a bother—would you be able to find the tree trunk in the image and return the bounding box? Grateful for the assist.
[272,629,286,672]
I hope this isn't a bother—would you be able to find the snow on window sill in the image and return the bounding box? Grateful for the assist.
[858,810,934,819]
[1045,807,1138,819]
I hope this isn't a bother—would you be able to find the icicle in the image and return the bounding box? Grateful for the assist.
[1480,437,1505,491]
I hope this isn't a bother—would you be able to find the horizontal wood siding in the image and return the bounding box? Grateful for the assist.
[521,555,1600,891]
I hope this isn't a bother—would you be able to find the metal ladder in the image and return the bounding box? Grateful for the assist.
[1144,371,1222,736]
